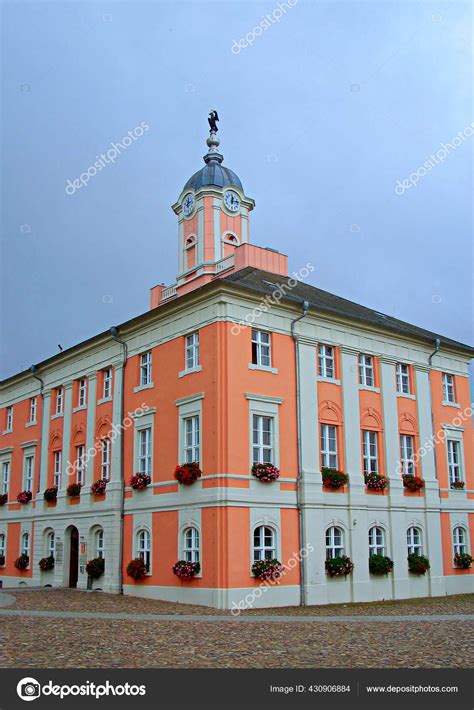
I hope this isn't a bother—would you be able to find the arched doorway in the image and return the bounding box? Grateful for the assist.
[68,526,79,588]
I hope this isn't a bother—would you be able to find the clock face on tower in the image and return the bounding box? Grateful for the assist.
[182,193,195,217]
[223,190,240,213]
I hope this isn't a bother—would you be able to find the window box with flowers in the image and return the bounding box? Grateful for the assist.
[14,554,29,570]
[450,481,465,490]
[0,493,7,506]
[364,473,388,492]
[251,559,283,581]
[86,557,105,579]
[130,473,151,490]
[17,490,32,505]
[91,479,107,496]
[126,558,148,581]
[43,487,58,502]
[402,474,425,492]
[173,560,200,580]
[66,482,82,498]
[453,552,473,569]
[251,463,280,483]
[325,556,354,578]
[407,554,430,575]
[321,467,348,490]
[0,555,5,567]
[174,462,202,486]
[38,556,55,572]
[369,554,394,576]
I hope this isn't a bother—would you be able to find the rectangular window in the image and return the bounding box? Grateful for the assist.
[320,424,338,469]
[2,461,10,495]
[103,369,112,399]
[252,414,274,464]
[251,329,271,367]
[447,440,462,484]
[396,363,410,394]
[6,406,13,431]
[140,352,152,386]
[442,373,455,403]
[358,354,374,387]
[363,430,379,474]
[400,434,415,475]
[183,416,200,463]
[318,345,335,378]
[78,379,87,407]
[53,451,62,488]
[76,445,85,485]
[185,333,199,370]
[101,438,111,481]
[24,455,34,492]
[55,387,64,415]
[29,397,37,423]
[138,428,152,475]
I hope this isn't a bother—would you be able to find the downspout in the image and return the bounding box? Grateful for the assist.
[428,337,441,366]
[110,326,128,595]
[291,299,309,606]
[30,365,44,495]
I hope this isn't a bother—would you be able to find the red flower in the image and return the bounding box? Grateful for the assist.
[174,463,202,486]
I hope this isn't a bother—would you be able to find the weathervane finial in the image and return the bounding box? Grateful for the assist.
[208,109,219,133]
[204,109,223,164]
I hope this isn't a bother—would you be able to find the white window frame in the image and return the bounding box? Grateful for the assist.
[368,526,386,556]
[183,415,200,464]
[47,531,55,558]
[137,528,151,571]
[358,354,374,387]
[447,439,462,484]
[252,414,275,465]
[407,526,423,556]
[396,363,410,394]
[253,525,276,561]
[2,461,10,496]
[326,526,344,559]
[21,531,30,561]
[453,526,467,556]
[442,373,455,404]
[185,332,199,370]
[363,430,379,474]
[183,526,200,563]
[76,445,85,485]
[251,329,271,368]
[78,379,87,408]
[101,438,111,481]
[55,387,64,415]
[103,368,112,399]
[320,424,338,469]
[140,351,152,387]
[400,434,415,475]
[95,529,104,559]
[6,406,13,432]
[29,397,37,423]
[138,428,152,475]
[53,450,62,488]
[24,454,34,493]
[0,532,5,560]
[318,344,335,379]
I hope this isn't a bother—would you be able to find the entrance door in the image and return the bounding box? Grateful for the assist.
[69,527,79,588]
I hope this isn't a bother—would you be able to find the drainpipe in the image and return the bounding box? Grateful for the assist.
[110,326,128,595]
[30,364,44,395]
[291,300,310,607]
[30,365,44,495]
[428,337,441,366]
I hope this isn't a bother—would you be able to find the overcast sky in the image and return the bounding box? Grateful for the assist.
[2,0,473,391]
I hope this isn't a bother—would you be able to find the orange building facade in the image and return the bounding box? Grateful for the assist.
[1,124,473,608]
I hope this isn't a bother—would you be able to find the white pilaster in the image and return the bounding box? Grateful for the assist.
[111,364,124,481]
[414,365,437,482]
[38,390,51,494]
[380,358,402,488]
[60,382,73,490]
[298,342,319,475]
[340,347,362,481]
[85,372,98,486]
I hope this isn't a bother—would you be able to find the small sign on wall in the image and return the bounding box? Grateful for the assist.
[55,540,63,564]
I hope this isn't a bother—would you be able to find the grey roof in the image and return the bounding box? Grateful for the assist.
[222,267,474,356]
[183,162,243,192]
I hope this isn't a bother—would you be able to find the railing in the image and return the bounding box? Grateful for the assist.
[161,284,177,300]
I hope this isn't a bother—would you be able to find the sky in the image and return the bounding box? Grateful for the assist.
[1,0,473,391]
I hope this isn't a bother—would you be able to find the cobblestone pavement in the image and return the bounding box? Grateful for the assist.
[1,590,472,668]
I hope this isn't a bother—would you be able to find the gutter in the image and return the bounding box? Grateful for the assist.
[110,326,128,596]
[290,299,310,607]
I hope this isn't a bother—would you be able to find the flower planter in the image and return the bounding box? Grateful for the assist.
[17,490,32,505]
[369,554,394,576]
[450,481,465,490]
[43,487,58,502]
[173,560,200,580]
[86,557,105,579]
[126,558,148,581]
[325,555,354,578]
[130,473,151,490]
[407,553,430,575]
[0,494,7,506]
[402,474,425,492]
[38,556,55,572]
[364,473,388,492]
[14,554,29,571]
[174,462,202,486]
[453,552,473,569]
[251,463,280,483]
[66,483,82,498]
[91,479,107,496]
[251,559,283,581]
[321,468,348,489]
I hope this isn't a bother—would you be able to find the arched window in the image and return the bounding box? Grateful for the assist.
[368,526,386,556]
[47,531,55,558]
[95,529,104,559]
[407,527,422,556]
[0,533,5,562]
[21,531,30,559]
[137,529,151,571]
[453,526,467,556]
[183,527,200,563]
[326,526,344,559]
[253,526,276,561]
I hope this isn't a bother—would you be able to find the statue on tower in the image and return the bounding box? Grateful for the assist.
[208,109,219,133]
